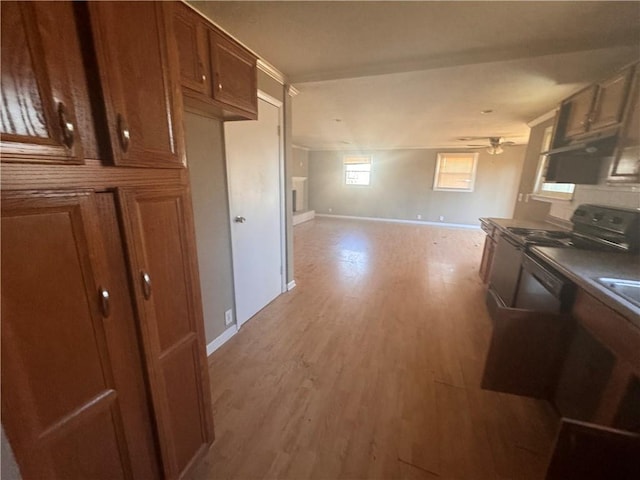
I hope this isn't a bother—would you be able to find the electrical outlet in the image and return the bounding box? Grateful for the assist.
[439,215,444,222]
[417,214,422,220]
[224,309,233,326]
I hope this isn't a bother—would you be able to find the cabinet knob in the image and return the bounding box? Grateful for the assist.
[98,287,110,318]
[117,114,131,153]
[234,216,246,223]
[57,102,75,149]
[141,271,152,300]
[202,74,207,82]
[218,83,223,91]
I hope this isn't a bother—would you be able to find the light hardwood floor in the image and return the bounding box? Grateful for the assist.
[190,218,558,480]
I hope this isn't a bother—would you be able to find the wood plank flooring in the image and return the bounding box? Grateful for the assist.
[189,218,558,479]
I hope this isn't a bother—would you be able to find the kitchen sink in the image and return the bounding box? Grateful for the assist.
[595,278,640,308]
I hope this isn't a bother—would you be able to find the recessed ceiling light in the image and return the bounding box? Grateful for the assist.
[480,109,493,114]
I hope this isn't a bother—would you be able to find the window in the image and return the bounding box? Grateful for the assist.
[433,152,478,192]
[533,126,575,200]
[344,155,371,186]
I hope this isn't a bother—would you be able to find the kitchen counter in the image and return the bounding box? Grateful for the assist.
[480,217,570,233]
[531,246,640,327]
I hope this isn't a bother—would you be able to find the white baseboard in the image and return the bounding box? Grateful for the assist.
[206,324,238,357]
[293,210,315,225]
[314,213,481,230]
[287,280,297,291]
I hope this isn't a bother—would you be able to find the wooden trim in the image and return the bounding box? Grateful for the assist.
[1,161,188,191]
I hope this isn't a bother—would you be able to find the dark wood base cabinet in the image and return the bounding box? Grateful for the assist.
[1,2,215,479]
[481,285,640,478]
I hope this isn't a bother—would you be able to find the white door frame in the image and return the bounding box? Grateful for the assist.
[257,90,288,295]
[225,90,287,330]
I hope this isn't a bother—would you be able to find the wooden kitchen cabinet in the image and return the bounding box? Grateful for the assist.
[559,85,598,140]
[609,68,640,182]
[481,289,572,398]
[118,186,214,479]
[553,325,616,422]
[209,29,258,118]
[551,64,635,148]
[545,419,640,480]
[1,191,160,480]
[0,1,83,164]
[1,2,214,479]
[173,2,258,120]
[174,2,210,95]
[478,222,497,284]
[89,1,185,168]
[589,67,634,132]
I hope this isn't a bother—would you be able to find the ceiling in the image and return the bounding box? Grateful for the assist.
[190,1,640,150]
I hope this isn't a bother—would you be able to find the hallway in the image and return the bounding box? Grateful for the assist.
[190,218,558,479]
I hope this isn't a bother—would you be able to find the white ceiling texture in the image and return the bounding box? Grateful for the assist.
[190,1,640,150]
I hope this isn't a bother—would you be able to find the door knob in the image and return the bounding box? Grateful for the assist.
[234,216,246,223]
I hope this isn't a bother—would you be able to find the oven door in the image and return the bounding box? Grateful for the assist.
[488,233,524,307]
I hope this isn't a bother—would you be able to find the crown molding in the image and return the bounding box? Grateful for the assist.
[257,59,286,85]
[287,85,300,97]
[527,109,557,128]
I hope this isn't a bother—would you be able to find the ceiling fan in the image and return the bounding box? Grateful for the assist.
[458,136,516,155]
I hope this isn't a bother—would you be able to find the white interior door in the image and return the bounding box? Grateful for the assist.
[225,94,284,328]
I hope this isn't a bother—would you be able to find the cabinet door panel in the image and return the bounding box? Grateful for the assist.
[554,325,615,422]
[562,86,597,139]
[0,1,83,164]
[590,67,633,132]
[119,186,213,480]
[174,4,210,95]
[89,1,185,168]
[545,419,640,479]
[610,70,640,180]
[210,31,257,117]
[1,192,133,479]
[481,289,570,398]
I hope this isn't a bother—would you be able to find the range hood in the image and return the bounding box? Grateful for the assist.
[543,135,618,184]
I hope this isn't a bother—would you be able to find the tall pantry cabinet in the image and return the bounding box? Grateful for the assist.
[1,2,214,479]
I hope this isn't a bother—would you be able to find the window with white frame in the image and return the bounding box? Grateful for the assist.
[344,155,371,186]
[533,126,575,200]
[433,152,479,192]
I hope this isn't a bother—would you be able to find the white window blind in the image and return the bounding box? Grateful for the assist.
[344,155,371,186]
[433,153,478,192]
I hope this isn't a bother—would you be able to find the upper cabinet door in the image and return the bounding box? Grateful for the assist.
[118,186,213,480]
[0,2,83,164]
[88,2,185,168]
[174,4,210,95]
[589,66,634,132]
[209,30,258,118]
[562,85,598,139]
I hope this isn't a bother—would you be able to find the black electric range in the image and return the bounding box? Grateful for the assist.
[503,204,640,253]
[488,204,640,312]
